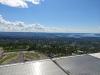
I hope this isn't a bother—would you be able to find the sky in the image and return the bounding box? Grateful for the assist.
[0,0,100,33]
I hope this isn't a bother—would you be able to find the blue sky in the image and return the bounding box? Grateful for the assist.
[0,0,100,33]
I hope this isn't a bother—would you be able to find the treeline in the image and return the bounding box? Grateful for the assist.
[0,37,100,57]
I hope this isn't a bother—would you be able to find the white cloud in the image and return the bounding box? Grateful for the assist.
[0,15,99,33]
[26,0,42,5]
[0,0,43,8]
[0,15,67,32]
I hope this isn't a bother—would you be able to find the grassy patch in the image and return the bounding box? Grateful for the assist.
[0,53,18,65]
[24,52,40,61]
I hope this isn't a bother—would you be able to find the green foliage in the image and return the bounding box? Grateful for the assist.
[0,37,100,58]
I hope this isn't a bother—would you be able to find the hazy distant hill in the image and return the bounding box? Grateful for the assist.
[0,32,100,39]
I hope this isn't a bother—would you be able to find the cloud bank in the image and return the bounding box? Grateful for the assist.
[0,15,67,32]
[0,15,99,33]
[0,0,43,8]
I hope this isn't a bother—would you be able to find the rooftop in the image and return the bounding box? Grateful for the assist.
[0,53,100,75]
